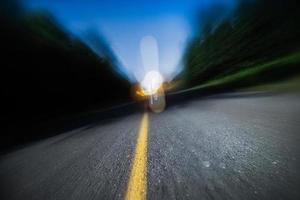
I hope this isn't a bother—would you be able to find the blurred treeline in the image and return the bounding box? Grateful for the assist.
[184,0,300,88]
[0,1,130,148]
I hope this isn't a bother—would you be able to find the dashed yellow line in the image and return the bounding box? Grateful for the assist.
[125,112,148,200]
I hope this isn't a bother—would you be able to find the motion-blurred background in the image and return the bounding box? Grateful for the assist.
[1,0,300,150]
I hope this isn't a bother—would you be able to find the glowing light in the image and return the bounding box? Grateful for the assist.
[135,89,147,97]
[141,71,164,95]
[140,36,159,72]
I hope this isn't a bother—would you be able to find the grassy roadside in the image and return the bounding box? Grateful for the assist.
[183,51,300,92]
[242,74,300,92]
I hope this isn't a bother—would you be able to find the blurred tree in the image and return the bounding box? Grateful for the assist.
[184,0,300,87]
[0,0,131,148]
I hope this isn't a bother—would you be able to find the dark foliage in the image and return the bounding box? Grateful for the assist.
[0,1,131,149]
[184,0,300,87]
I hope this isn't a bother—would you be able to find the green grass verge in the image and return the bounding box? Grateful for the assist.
[184,51,300,92]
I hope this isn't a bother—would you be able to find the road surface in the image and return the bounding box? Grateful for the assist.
[0,92,300,200]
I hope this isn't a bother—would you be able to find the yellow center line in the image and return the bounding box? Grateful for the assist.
[125,112,149,200]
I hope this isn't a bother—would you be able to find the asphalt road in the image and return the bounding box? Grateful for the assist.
[0,92,300,200]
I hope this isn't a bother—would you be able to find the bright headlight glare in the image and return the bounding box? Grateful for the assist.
[141,70,164,95]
